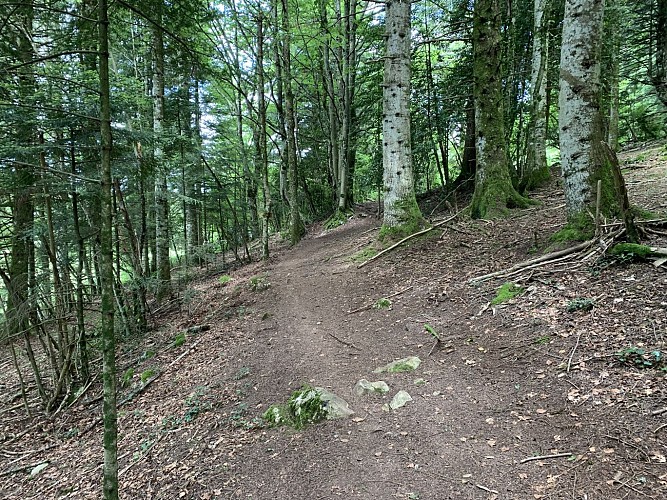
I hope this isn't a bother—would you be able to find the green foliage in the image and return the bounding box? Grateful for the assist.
[615,347,665,370]
[218,275,232,285]
[141,350,155,360]
[121,368,134,388]
[172,332,186,348]
[424,324,441,341]
[567,298,595,312]
[373,298,392,309]
[140,369,156,384]
[491,282,525,305]
[533,335,551,345]
[248,274,270,292]
[233,366,251,380]
[263,385,328,429]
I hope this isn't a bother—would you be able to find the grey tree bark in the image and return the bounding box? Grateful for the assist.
[522,0,551,190]
[559,0,613,219]
[381,0,424,238]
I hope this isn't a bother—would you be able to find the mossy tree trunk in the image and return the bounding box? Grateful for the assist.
[381,0,424,239]
[470,0,529,219]
[99,0,119,497]
[559,0,617,221]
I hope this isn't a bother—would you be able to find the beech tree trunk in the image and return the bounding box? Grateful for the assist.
[654,0,667,107]
[522,0,550,190]
[381,0,424,237]
[559,0,615,219]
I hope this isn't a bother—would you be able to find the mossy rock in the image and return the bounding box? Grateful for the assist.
[374,356,421,374]
[263,385,353,429]
[609,243,653,259]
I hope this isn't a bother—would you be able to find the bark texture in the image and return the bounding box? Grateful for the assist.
[523,0,550,190]
[470,0,527,218]
[559,0,613,219]
[99,0,119,497]
[381,0,423,236]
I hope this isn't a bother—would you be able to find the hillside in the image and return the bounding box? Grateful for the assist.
[1,144,667,499]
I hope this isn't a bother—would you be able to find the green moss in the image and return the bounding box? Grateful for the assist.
[631,206,661,220]
[218,275,232,285]
[379,196,426,242]
[491,282,524,305]
[121,368,134,388]
[471,173,534,219]
[550,214,594,243]
[324,209,354,230]
[351,246,378,263]
[609,243,653,259]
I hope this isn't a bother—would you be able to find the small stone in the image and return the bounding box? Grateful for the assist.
[30,463,48,477]
[316,387,354,419]
[413,378,426,386]
[354,379,390,396]
[389,390,413,410]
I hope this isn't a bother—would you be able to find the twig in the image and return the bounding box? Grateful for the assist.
[651,407,667,416]
[475,484,499,495]
[358,209,464,269]
[325,332,361,351]
[347,286,413,314]
[654,423,667,433]
[520,452,573,464]
[567,333,582,373]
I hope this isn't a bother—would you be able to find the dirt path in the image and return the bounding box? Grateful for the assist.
[220,211,586,499]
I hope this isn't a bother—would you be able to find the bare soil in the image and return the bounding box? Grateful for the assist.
[2,143,667,499]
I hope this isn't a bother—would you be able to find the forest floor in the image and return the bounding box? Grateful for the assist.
[2,143,667,499]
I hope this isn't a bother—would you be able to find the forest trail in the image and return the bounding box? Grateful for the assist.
[2,146,667,499]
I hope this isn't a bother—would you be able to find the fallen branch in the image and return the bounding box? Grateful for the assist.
[520,452,573,464]
[347,285,413,314]
[470,239,596,283]
[326,332,361,351]
[357,209,465,269]
[475,484,499,495]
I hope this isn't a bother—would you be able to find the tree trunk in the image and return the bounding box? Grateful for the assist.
[653,0,667,107]
[152,7,171,300]
[280,0,305,244]
[99,0,119,497]
[470,0,528,218]
[256,14,272,260]
[381,0,424,239]
[559,0,616,220]
[522,0,551,191]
